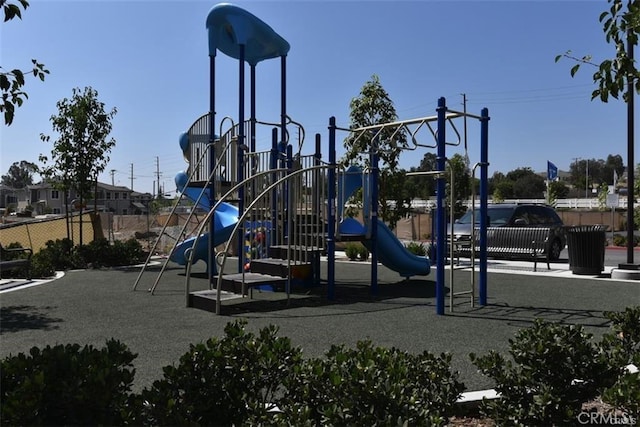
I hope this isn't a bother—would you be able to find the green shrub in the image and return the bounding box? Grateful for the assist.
[140,320,302,426]
[278,341,464,426]
[29,250,56,278]
[357,243,370,260]
[601,353,640,422]
[470,319,610,426]
[599,306,640,420]
[601,306,640,365]
[0,339,140,426]
[344,242,360,260]
[43,238,87,270]
[27,238,145,278]
[117,238,144,265]
[0,242,32,278]
[612,233,639,247]
[344,242,369,261]
[405,241,427,256]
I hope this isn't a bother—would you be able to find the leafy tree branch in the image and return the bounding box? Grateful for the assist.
[555,0,639,102]
[0,0,49,126]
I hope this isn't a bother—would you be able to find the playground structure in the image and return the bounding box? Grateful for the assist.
[133,3,490,316]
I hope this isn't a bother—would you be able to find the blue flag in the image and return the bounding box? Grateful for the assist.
[547,161,558,181]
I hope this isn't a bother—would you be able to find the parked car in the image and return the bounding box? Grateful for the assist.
[447,203,566,261]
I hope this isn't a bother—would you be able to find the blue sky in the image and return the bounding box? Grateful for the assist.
[1,0,634,195]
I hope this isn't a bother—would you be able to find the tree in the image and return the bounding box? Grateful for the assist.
[569,157,624,193]
[506,167,546,198]
[445,153,471,218]
[40,86,117,244]
[341,75,409,229]
[1,0,49,126]
[557,0,638,256]
[404,152,437,201]
[603,154,625,184]
[548,180,570,199]
[556,0,639,103]
[1,160,38,188]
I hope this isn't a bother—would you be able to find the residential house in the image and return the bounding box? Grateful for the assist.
[0,184,30,212]
[28,181,152,215]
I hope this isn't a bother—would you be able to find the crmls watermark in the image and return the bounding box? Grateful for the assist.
[577,411,637,425]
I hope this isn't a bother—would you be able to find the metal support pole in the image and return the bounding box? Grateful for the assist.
[237,44,246,273]
[479,107,490,306]
[270,128,279,248]
[626,29,635,265]
[435,97,447,315]
[370,144,379,297]
[207,54,217,297]
[281,55,287,153]
[327,117,337,300]
[250,65,256,152]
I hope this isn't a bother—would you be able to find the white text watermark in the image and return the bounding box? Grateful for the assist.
[577,411,637,425]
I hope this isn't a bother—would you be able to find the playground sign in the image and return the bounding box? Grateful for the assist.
[606,193,619,208]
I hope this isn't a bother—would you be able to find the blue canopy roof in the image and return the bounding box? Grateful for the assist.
[206,3,290,65]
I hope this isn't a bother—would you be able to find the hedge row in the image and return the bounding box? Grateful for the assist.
[2,307,638,426]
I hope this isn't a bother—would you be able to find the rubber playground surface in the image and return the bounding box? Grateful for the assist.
[1,256,638,394]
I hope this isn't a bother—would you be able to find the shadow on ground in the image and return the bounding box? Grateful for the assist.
[0,305,63,333]
[448,302,613,329]
[208,278,438,317]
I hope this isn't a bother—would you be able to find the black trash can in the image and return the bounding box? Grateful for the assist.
[565,225,607,275]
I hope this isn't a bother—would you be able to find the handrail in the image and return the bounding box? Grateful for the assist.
[133,125,238,293]
[254,115,306,151]
[184,167,288,306]
[131,138,215,291]
[211,164,334,314]
[219,116,236,141]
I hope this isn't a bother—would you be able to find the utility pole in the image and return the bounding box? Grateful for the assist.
[110,169,116,186]
[585,159,589,199]
[155,156,162,199]
[130,163,135,191]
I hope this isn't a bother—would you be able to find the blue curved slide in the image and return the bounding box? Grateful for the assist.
[170,173,239,269]
[340,217,430,278]
[338,165,430,278]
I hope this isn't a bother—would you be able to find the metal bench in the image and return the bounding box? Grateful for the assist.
[455,227,552,272]
[0,243,33,279]
[485,227,552,271]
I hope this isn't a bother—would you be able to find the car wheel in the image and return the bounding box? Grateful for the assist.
[548,238,562,261]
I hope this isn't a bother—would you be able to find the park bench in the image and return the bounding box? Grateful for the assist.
[0,243,33,279]
[455,227,552,272]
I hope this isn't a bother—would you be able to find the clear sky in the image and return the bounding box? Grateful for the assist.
[1,0,634,195]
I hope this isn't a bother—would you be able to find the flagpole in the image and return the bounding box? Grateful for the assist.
[546,179,549,205]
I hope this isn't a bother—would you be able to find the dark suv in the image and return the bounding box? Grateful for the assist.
[448,203,566,261]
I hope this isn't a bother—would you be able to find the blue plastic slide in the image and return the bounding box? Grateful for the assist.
[339,217,430,278]
[170,173,239,269]
[338,166,430,278]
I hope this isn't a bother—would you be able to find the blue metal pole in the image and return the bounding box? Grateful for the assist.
[314,133,322,285]
[327,117,336,300]
[285,144,293,242]
[370,146,379,297]
[435,97,447,315]
[250,65,256,152]
[270,128,278,248]
[208,55,217,283]
[479,107,490,306]
[237,44,245,273]
[280,55,287,154]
